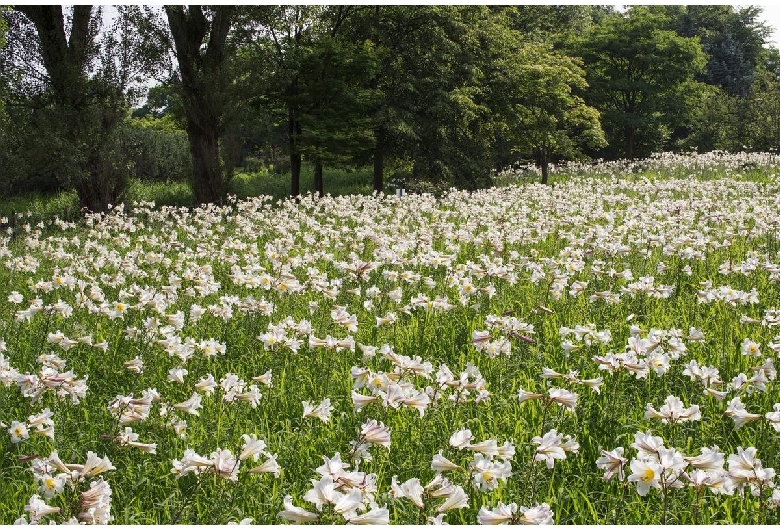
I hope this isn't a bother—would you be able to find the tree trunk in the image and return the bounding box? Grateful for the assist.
[314,160,323,197]
[188,125,223,205]
[17,6,126,213]
[165,6,235,206]
[290,150,302,198]
[536,148,550,185]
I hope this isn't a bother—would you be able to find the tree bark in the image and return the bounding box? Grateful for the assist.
[188,126,222,205]
[17,6,92,105]
[290,150,302,198]
[166,6,235,206]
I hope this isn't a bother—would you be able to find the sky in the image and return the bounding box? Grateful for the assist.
[757,4,780,46]
[612,4,780,47]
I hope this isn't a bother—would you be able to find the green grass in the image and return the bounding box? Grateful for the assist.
[0,164,374,228]
[1,155,780,524]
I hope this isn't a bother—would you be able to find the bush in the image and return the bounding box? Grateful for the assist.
[123,118,192,182]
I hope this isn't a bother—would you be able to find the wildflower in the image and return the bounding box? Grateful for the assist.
[277,495,319,523]
[78,478,113,524]
[123,356,144,373]
[740,338,762,357]
[351,391,379,412]
[116,427,157,454]
[239,434,269,462]
[470,453,512,491]
[467,439,499,458]
[401,390,431,417]
[685,468,735,495]
[431,451,462,472]
[346,504,390,525]
[211,448,239,481]
[685,446,725,471]
[9,420,30,444]
[596,447,627,481]
[580,376,604,393]
[173,392,203,416]
[628,459,662,496]
[390,476,425,508]
[303,398,334,423]
[644,395,701,424]
[27,408,54,439]
[24,494,61,522]
[436,485,469,513]
[631,431,665,460]
[548,387,578,411]
[477,502,517,524]
[235,385,262,408]
[518,387,545,403]
[252,369,273,387]
[518,503,554,524]
[303,475,340,512]
[532,429,568,469]
[766,404,780,431]
[248,455,280,477]
[315,453,350,479]
[727,446,776,494]
[167,367,187,384]
[76,451,116,481]
[449,428,474,449]
[360,419,391,448]
[37,474,67,500]
[725,397,763,428]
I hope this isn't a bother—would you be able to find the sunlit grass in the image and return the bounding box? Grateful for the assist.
[1,152,780,524]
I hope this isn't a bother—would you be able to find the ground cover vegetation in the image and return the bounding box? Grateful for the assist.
[1,151,780,524]
[1,6,779,209]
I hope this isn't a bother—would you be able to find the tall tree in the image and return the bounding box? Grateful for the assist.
[165,5,237,205]
[656,5,771,97]
[575,7,708,158]
[350,6,507,192]
[250,6,378,197]
[3,6,133,211]
[498,43,606,183]
[247,6,319,197]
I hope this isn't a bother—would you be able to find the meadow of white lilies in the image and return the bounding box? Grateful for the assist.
[2,151,780,524]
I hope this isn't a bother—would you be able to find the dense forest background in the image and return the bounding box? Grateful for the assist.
[0,5,778,211]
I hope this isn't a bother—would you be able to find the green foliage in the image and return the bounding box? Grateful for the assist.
[575,7,709,159]
[0,6,155,211]
[655,5,772,97]
[3,4,779,204]
[679,47,780,153]
[131,83,184,123]
[123,117,192,182]
[496,42,606,182]
[499,5,614,47]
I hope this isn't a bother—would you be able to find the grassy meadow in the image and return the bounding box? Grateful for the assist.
[2,151,780,524]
